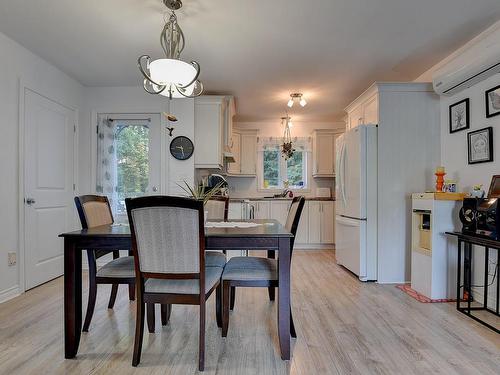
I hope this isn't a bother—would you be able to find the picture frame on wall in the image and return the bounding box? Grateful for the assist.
[485,84,500,118]
[449,98,469,133]
[467,126,493,164]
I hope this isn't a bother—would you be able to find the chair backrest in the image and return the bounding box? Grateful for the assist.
[75,195,114,229]
[285,196,306,249]
[126,196,205,278]
[205,196,229,221]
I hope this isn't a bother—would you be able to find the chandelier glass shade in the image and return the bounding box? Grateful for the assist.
[138,0,203,99]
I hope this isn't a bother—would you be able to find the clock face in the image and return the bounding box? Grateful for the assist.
[170,136,194,160]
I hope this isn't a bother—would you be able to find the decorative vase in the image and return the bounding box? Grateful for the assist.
[435,167,446,192]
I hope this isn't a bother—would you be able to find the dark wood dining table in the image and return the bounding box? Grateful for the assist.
[59,219,293,360]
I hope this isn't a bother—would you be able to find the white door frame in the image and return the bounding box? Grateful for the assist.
[90,110,168,195]
[18,78,79,294]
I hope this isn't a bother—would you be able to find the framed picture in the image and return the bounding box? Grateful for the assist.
[485,84,500,118]
[467,127,493,164]
[449,98,469,133]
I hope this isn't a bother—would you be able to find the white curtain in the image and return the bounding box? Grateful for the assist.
[257,136,312,153]
[96,116,118,213]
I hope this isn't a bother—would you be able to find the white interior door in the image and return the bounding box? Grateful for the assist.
[24,89,76,290]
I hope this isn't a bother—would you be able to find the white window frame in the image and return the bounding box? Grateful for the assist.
[258,141,310,192]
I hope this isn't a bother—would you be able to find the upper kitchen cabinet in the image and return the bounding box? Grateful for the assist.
[227,129,258,176]
[346,88,379,130]
[312,130,342,177]
[194,96,225,169]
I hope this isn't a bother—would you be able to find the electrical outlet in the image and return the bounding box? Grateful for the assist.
[8,252,16,266]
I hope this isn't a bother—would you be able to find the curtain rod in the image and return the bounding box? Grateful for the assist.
[107,117,151,122]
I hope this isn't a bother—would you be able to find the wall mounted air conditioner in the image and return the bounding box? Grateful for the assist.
[433,23,500,96]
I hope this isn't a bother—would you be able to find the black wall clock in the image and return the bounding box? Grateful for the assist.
[170,136,194,160]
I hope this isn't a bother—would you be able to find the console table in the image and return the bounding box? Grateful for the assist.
[446,232,499,333]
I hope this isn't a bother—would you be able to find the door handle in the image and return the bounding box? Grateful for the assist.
[25,197,36,205]
[152,186,158,192]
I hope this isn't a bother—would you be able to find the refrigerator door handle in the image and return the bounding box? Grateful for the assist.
[341,142,347,208]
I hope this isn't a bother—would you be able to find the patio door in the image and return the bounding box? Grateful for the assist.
[96,114,161,222]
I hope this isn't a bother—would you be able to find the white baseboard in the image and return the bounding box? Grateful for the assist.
[294,244,335,250]
[0,285,21,304]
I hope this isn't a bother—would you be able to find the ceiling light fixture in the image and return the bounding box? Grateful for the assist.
[281,115,295,160]
[138,0,203,99]
[287,93,307,108]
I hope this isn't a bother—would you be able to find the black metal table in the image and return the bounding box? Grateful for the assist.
[446,232,499,333]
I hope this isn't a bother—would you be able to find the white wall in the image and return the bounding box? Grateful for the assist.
[226,121,345,198]
[79,86,195,195]
[0,32,84,301]
[417,21,500,305]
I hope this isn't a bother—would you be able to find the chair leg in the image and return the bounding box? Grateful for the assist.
[216,283,222,328]
[128,284,135,301]
[82,277,97,332]
[199,300,206,371]
[222,281,230,337]
[230,286,236,311]
[161,304,171,326]
[146,303,155,333]
[290,307,297,338]
[132,298,145,366]
[268,287,275,301]
[108,284,119,309]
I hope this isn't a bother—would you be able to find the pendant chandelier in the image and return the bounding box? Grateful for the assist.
[281,116,295,160]
[138,0,203,99]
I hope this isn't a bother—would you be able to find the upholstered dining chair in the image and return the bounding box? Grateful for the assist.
[144,196,228,334]
[74,195,136,332]
[126,196,223,371]
[220,196,305,338]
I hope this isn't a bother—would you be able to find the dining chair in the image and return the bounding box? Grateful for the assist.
[220,196,305,338]
[205,196,229,263]
[126,196,223,371]
[145,197,228,334]
[74,195,136,332]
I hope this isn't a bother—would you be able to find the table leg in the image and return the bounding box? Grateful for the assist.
[457,240,461,310]
[484,247,489,310]
[278,237,291,360]
[64,238,82,358]
[465,242,472,313]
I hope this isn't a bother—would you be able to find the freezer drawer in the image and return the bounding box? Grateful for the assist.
[335,215,366,278]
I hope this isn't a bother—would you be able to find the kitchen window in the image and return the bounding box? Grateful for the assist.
[260,141,309,190]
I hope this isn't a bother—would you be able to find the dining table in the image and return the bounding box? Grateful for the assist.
[59,219,293,360]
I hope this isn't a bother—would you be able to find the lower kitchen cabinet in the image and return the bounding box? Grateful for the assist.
[297,200,335,248]
[270,200,291,225]
[227,199,335,248]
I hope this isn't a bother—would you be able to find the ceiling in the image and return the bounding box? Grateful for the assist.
[1,0,499,121]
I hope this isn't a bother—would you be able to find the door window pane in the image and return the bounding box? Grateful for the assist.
[96,118,150,219]
[115,124,150,215]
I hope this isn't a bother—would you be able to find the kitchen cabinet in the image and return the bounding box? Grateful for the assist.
[194,96,225,169]
[270,200,291,225]
[312,130,342,177]
[320,201,335,243]
[227,132,240,174]
[346,91,379,130]
[307,201,322,244]
[227,129,257,176]
[253,200,270,219]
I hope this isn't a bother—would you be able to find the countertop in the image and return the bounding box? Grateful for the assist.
[229,197,335,202]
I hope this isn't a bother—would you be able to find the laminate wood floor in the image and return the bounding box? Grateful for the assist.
[0,250,498,375]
